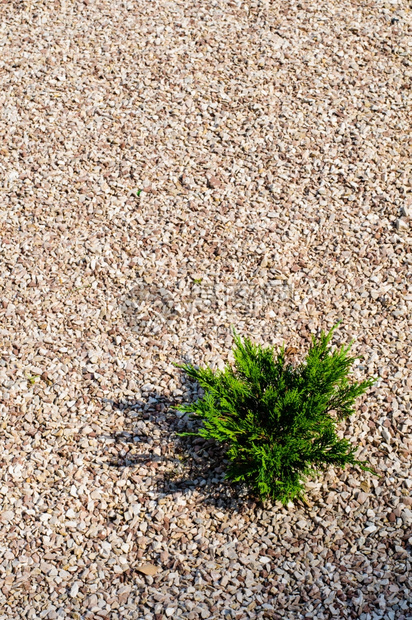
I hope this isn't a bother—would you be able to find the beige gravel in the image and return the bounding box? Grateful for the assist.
[0,0,411,618]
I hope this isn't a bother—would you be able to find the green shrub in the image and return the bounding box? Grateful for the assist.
[175,323,376,505]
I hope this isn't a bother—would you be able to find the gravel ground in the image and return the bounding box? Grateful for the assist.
[0,0,411,618]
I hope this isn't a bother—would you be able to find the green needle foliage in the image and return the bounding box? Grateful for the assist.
[175,323,376,505]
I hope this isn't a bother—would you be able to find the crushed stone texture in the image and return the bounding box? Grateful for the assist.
[0,0,411,618]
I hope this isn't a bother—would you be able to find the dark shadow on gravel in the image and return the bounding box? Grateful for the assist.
[104,376,262,513]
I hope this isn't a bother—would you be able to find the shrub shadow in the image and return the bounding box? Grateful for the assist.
[103,374,260,513]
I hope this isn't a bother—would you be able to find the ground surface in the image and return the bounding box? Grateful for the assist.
[0,0,411,618]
